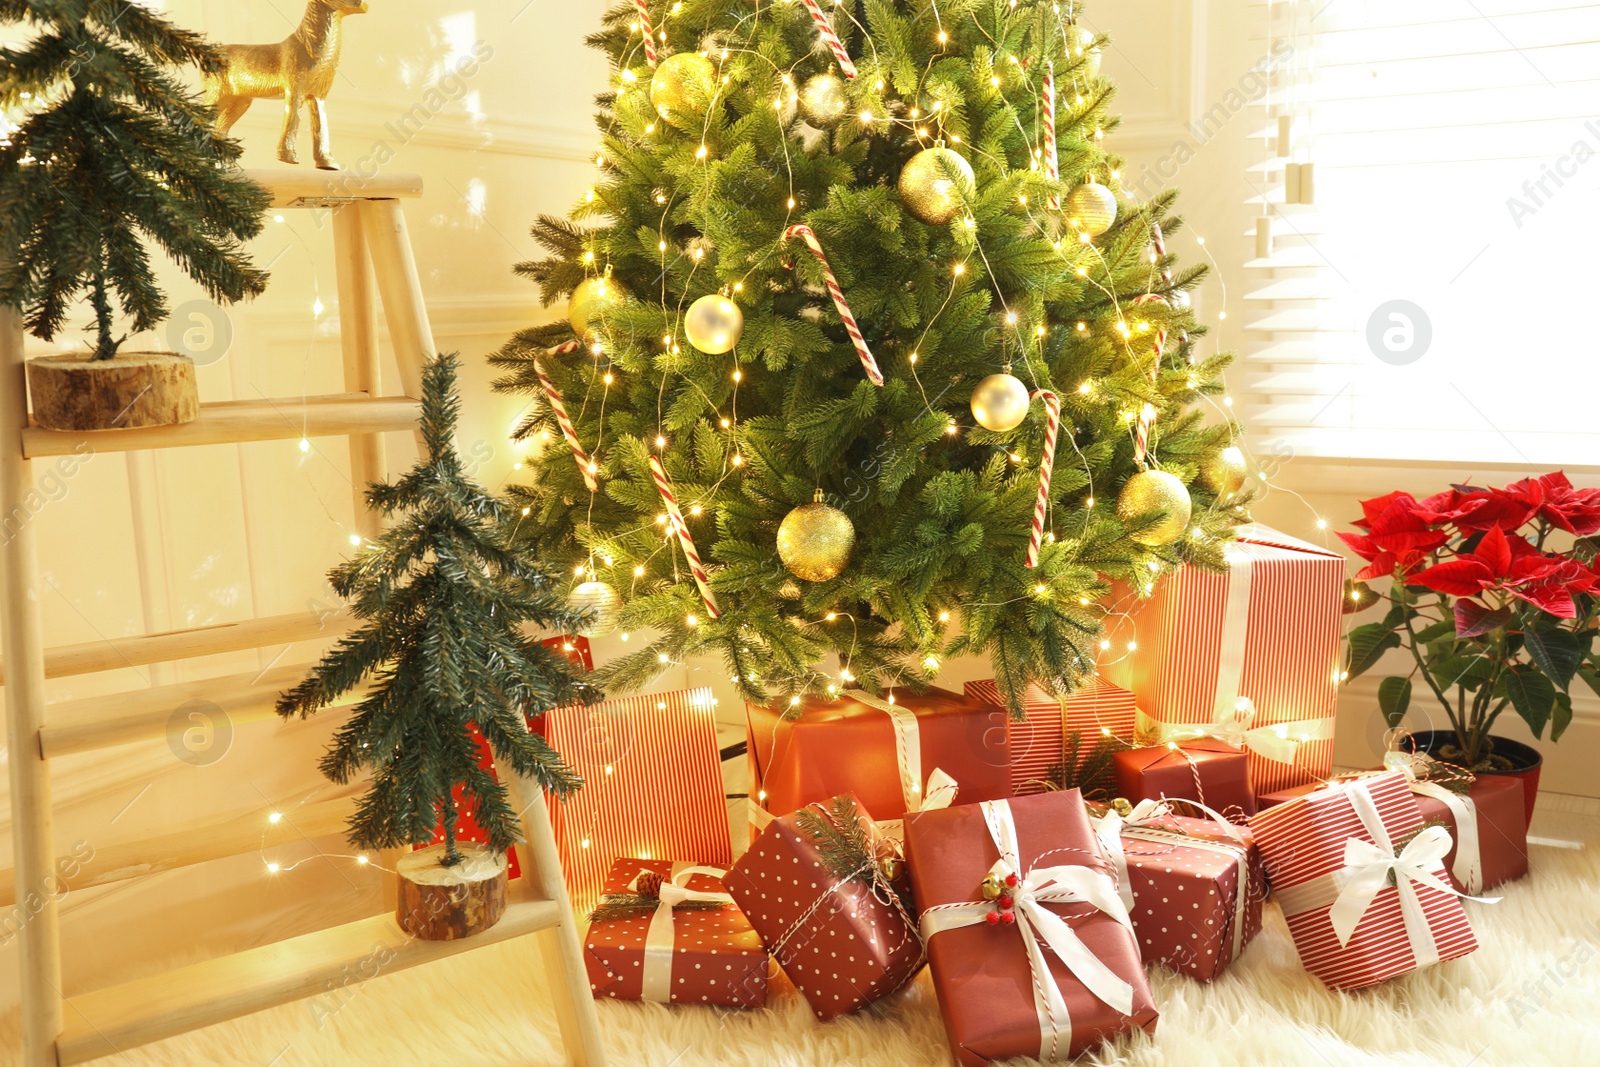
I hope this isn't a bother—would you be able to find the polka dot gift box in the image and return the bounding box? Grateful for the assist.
[723,796,924,1021]
[584,859,768,1008]
[1089,800,1266,982]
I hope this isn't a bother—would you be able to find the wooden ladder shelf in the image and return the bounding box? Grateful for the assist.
[0,171,607,1067]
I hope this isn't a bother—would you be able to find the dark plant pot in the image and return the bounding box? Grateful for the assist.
[1408,730,1542,830]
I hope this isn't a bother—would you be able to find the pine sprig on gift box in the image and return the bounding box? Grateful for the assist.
[793,796,914,917]
[588,893,727,924]
[1047,729,1132,801]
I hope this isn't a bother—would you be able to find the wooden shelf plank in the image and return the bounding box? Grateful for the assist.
[57,899,563,1065]
[244,168,424,208]
[0,611,354,686]
[22,394,421,459]
[0,796,357,909]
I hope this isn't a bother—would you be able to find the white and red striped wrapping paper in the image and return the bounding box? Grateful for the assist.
[963,677,1138,796]
[1248,771,1478,990]
[540,687,731,913]
[1101,524,1345,795]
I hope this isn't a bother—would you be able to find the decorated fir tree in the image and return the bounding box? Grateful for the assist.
[493,1,1249,714]
[277,354,601,867]
[0,0,269,359]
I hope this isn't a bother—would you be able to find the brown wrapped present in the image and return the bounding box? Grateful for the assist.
[1089,800,1265,980]
[723,796,923,1020]
[746,687,1011,836]
[584,859,767,1007]
[1259,766,1527,896]
[1112,739,1256,819]
[904,791,1159,1065]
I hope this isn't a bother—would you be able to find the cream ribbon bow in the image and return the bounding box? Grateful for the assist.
[920,800,1135,1062]
[1091,798,1253,962]
[629,864,733,1003]
[846,690,960,831]
[1141,697,1322,765]
[1381,751,1485,895]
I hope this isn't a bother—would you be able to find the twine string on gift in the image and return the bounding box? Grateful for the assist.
[534,341,598,493]
[784,225,883,386]
[920,800,1137,1062]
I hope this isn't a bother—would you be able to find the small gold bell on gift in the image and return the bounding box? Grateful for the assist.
[1111,797,1133,817]
[878,854,903,883]
[979,872,1005,900]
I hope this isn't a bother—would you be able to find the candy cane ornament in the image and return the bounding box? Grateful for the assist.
[534,341,598,493]
[648,454,721,618]
[634,0,657,67]
[783,224,884,387]
[800,0,857,79]
[1043,62,1060,211]
[1025,389,1061,569]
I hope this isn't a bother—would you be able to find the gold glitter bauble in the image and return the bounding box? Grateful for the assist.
[776,492,855,582]
[1117,470,1192,547]
[1198,445,1248,495]
[568,276,626,340]
[650,52,717,121]
[898,146,976,226]
[798,72,849,128]
[1065,179,1118,237]
[684,294,744,355]
[1075,27,1103,79]
[970,372,1032,433]
[566,580,621,638]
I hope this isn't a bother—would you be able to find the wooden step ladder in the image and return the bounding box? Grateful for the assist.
[0,171,607,1067]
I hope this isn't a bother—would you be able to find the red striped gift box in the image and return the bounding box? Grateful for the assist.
[1248,770,1478,990]
[1101,524,1345,796]
[542,688,731,913]
[963,678,1137,796]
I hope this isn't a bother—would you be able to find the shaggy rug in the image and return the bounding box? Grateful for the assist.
[14,821,1598,1067]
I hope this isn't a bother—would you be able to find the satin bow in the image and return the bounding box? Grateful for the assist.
[629,865,732,1002]
[1205,697,1301,764]
[1330,826,1459,953]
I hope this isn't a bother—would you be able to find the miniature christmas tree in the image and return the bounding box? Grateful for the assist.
[493,1,1248,715]
[0,0,269,359]
[277,354,601,867]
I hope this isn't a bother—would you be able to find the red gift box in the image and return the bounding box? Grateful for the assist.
[963,677,1138,796]
[1248,770,1479,990]
[1259,771,1527,895]
[1090,801,1264,981]
[542,688,731,913]
[1101,524,1344,795]
[584,858,768,1007]
[746,687,1010,835]
[903,792,1159,1064]
[723,797,923,1020]
[1112,740,1257,819]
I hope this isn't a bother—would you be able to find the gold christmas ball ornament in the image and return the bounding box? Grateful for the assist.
[798,72,849,128]
[566,580,622,638]
[1065,179,1118,237]
[898,145,976,226]
[684,294,744,355]
[776,490,855,582]
[1199,445,1248,495]
[650,51,717,121]
[1117,469,1193,547]
[568,275,627,341]
[970,371,1032,433]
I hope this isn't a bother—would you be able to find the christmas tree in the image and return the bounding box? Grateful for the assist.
[492,1,1246,715]
[0,0,269,360]
[277,354,601,866]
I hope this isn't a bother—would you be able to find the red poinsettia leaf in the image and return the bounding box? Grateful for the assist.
[1353,559,1394,582]
[1539,472,1574,493]
[1511,584,1578,619]
[1336,530,1378,559]
[1454,599,1511,638]
[1412,560,1491,597]
[1476,525,1513,577]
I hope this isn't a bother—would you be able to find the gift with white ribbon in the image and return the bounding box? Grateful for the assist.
[628,864,738,1003]
[846,689,959,837]
[1381,751,1485,895]
[1138,696,1331,767]
[1252,771,1488,990]
[909,796,1158,1063]
[1090,798,1261,977]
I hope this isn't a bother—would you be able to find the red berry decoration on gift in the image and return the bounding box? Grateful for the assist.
[1004,873,1019,889]
[999,910,1017,925]
[998,894,1014,909]
[984,910,1001,925]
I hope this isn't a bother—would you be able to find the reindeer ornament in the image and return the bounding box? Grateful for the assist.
[205,0,369,170]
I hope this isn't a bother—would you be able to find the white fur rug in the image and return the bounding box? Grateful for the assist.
[11,827,1598,1067]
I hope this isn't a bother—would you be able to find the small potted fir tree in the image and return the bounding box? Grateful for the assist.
[278,354,602,940]
[1342,472,1600,825]
[0,2,269,430]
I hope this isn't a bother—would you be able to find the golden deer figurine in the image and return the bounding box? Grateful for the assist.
[204,0,369,170]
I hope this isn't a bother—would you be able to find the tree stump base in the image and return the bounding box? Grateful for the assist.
[394,843,509,941]
[27,352,199,431]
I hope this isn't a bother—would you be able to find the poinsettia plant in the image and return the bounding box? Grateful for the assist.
[1341,472,1600,770]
